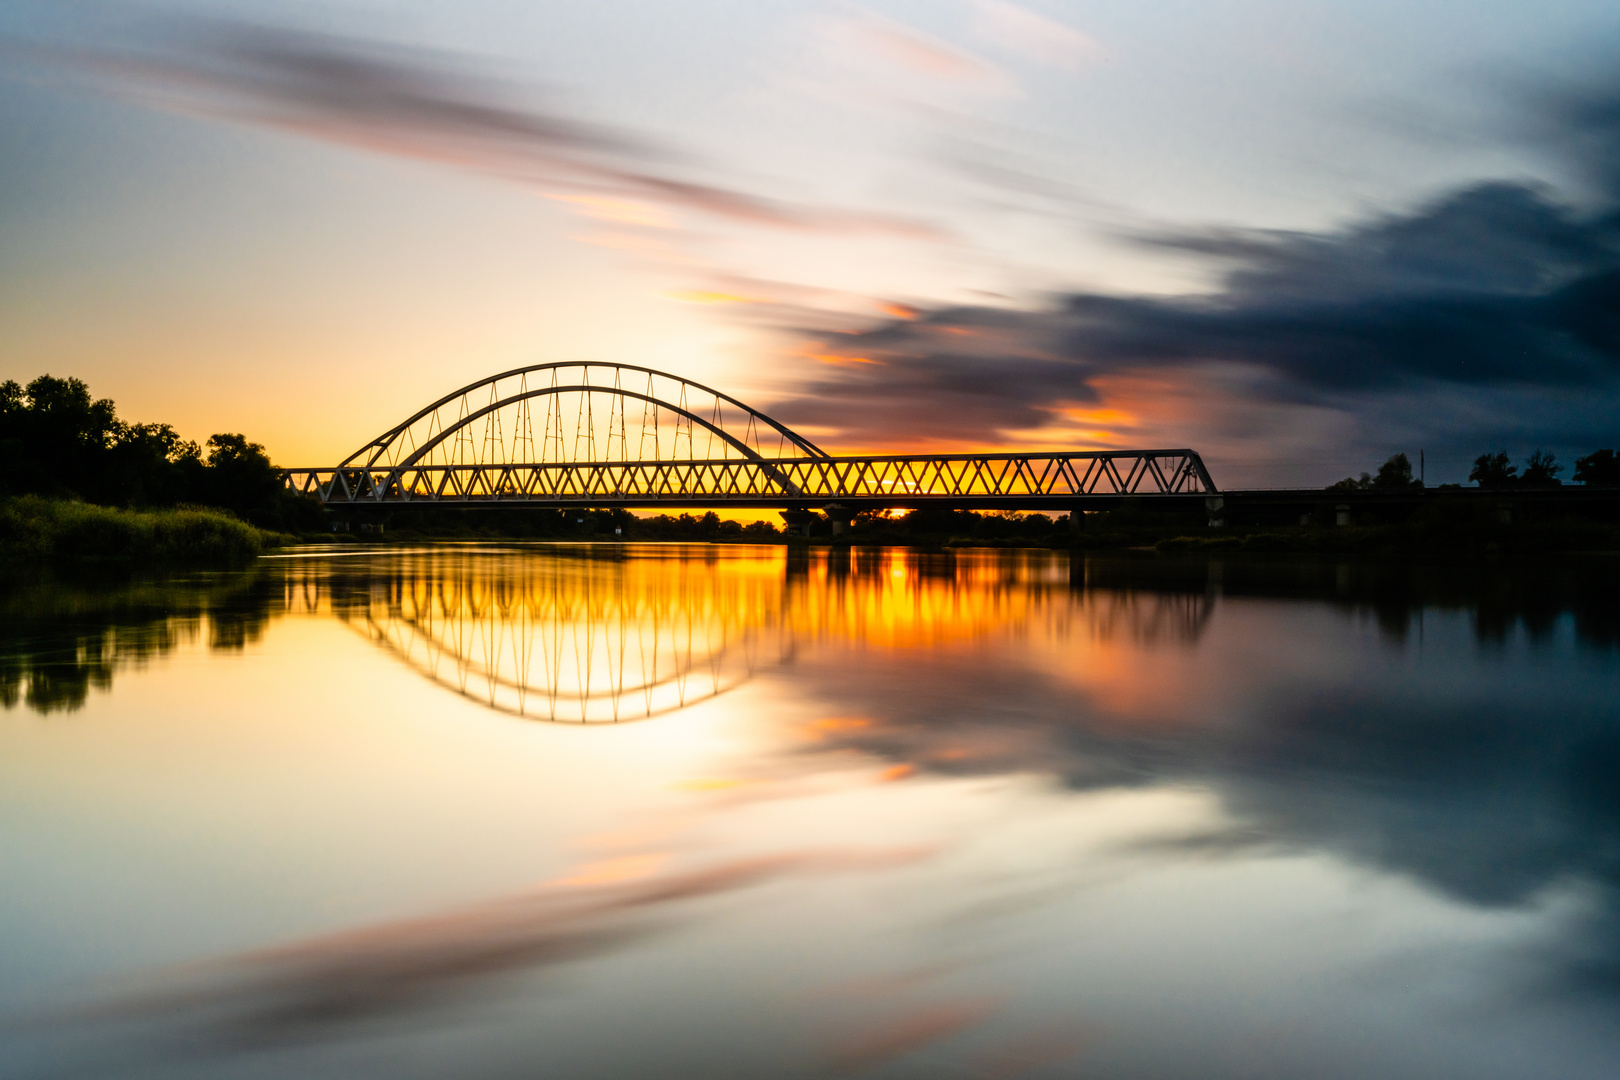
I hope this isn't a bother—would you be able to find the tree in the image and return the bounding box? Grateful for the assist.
[106,422,202,506]
[1469,451,1518,488]
[1520,448,1563,486]
[200,433,285,518]
[1371,453,1422,490]
[1574,449,1620,485]
[1326,473,1372,492]
[0,375,121,498]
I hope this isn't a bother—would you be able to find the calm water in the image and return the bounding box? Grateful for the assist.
[4,544,1620,1079]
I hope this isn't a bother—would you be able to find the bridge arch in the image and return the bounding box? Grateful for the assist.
[340,362,828,473]
[287,362,1218,509]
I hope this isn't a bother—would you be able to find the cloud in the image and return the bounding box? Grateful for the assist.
[771,178,1620,456]
[5,10,940,238]
[973,1,1105,71]
[752,68,1620,464]
[842,10,1004,85]
[805,7,1020,107]
[80,847,934,1051]
[825,998,1000,1074]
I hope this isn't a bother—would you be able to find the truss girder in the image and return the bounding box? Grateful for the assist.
[286,450,1217,507]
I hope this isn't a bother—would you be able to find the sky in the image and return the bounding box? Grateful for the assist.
[3,0,1620,486]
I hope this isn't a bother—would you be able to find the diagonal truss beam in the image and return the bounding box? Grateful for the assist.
[286,449,1218,509]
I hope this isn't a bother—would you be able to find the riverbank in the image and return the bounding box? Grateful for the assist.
[0,496,291,564]
[317,515,1620,556]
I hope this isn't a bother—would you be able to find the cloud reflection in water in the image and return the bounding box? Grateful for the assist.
[8,545,1620,1077]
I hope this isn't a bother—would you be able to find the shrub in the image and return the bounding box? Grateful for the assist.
[0,496,274,564]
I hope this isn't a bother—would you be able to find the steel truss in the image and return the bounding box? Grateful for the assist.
[288,363,1216,510]
[285,449,1217,509]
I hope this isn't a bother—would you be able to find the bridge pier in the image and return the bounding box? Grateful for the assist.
[822,504,857,536]
[779,509,818,537]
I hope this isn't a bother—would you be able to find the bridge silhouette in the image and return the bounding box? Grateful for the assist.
[283,363,1218,522]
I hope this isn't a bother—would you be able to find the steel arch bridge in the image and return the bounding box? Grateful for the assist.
[283,362,1218,512]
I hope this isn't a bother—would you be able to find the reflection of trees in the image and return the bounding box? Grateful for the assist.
[284,547,1620,726]
[11,548,1615,731]
[0,570,276,714]
[794,553,1620,991]
[1083,553,1620,647]
[289,547,1217,723]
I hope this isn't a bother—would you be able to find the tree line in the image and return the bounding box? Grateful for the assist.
[0,375,321,530]
[1331,448,1620,492]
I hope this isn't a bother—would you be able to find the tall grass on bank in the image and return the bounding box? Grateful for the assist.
[0,496,282,563]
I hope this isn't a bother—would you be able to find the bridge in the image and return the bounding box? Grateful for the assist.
[282,363,1219,523]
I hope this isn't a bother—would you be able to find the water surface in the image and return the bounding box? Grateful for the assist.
[4,545,1620,1079]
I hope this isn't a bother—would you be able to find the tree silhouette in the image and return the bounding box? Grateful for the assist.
[1371,452,1423,490]
[1575,449,1620,485]
[1520,449,1563,486]
[1,374,322,529]
[1469,451,1518,488]
[0,376,121,499]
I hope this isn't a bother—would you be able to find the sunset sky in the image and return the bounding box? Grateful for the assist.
[4,0,1620,485]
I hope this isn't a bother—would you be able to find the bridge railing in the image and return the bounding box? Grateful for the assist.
[284,450,1217,509]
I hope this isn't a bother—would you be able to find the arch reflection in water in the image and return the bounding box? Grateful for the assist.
[289,546,1213,724]
[312,548,787,722]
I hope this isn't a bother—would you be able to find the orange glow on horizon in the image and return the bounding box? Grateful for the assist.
[664,290,759,305]
[808,352,880,366]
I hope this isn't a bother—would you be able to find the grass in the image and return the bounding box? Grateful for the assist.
[0,496,288,564]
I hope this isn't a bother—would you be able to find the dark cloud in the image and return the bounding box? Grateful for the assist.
[777,178,1620,447]
[4,10,940,237]
[774,72,1620,452]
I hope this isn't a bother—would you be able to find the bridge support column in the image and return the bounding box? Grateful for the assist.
[780,509,817,537]
[822,503,857,536]
[1068,506,1085,534]
[1205,496,1226,529]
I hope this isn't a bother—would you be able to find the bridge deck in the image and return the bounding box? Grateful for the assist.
[284,450,1218,510]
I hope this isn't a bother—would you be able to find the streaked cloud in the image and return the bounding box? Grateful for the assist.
[81,847,935,1050]
[825,998,1000,1074]
[770,168,1620,464]
[6,10,940,239]
[842,10,1004,85]
[973,1,1106,71]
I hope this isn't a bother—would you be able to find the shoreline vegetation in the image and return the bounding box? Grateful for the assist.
[6,373,1620,562]
[0,496,290,565]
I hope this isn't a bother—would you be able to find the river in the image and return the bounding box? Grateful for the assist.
[4,544,1619,1079]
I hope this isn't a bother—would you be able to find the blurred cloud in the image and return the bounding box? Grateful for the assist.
[88,847,935,1050]
[742,63,1620,467]
[771,173,1620,459]
[972,1,1105,71]
[825,998,999,1074]
[840,9,1004,86]
[5,9,941,238]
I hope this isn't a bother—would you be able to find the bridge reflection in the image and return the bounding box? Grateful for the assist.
[279,546,1214,723]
